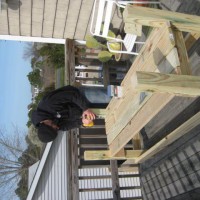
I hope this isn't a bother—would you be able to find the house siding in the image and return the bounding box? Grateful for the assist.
[32,132,68,200]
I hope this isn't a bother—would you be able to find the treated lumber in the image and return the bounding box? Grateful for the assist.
[118,133,141,172]
[173,30,191,75]
[132,71,200,96]
[157,47,180,72]
[106,24,175,135]
[124,22,142,36]
[135,111,200,163]
[107,24,193,156]
[109,93,174,156]
[132,133,142,150]
[106,24,176,152]
[84,150,144,160]
[105,24,175,123]
[107,92,152,144]
[123,5,200,34]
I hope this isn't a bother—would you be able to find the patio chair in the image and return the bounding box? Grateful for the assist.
[90,0,160,55]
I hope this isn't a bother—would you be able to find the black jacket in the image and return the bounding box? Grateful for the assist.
[31,85,89,130]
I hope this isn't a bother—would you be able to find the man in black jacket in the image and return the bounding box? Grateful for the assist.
[31,85,97,143]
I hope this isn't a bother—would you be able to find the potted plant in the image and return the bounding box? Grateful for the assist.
[85,33,121,63]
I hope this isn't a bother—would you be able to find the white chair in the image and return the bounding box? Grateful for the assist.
[90,0,160,55]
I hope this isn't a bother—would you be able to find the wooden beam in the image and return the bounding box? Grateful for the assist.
[107,22,195,157]
[173,30,191,75]
[118,133,141,172]
[106,25,177,157]
[84,150,144,160]
[132,71,200,96]
[123,5,200,34]
[135,111,200,163]
[109,93,174,156]
[160,47,180,71]
[65,39,75,85]
[124,22,142,36]
[107,91,152,144]
[105,24,175,124]
[106,24,175,140]
[132,133,142,150]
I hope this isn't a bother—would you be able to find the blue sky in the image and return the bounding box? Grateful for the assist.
[0,40,32,133]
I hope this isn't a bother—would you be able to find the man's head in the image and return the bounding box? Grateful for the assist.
[37,120,59,143]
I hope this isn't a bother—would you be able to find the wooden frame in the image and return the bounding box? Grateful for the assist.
[84,6,200,164]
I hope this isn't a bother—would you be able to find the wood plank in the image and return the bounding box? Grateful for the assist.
[105,24,175,123]
[173,30,191,75]
[123,5,200,34]
[106,24,176,147]
[107,92,152,143]
[164,47,180,70]
[132,71,200,96]
[119,133,141,172]
[65,39,75,84]
[132,133,142,150]
[107,23,194,156]
[84,150,144,160]
[114,148,125,158]
[109,93,174,156]
[124,22,142,36]
[135,111,200,163]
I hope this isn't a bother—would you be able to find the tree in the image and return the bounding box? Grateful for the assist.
[23,43,40,61]
[39,44,65,68]
[27,69,42,87]
[0,126,42,200]
[27,125,43,149]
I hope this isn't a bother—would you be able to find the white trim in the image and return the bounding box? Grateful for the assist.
[81,83,104,87]
[26,142,53,200]
[0,35,65,44]
[74,40,86,45]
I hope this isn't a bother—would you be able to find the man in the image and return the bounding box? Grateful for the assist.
[31,85,98,143]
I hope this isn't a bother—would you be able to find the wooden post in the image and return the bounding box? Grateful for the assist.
[84,150,143,160]
[65,39,75,85]
[132,71,200,96]
[110,160,121,200]
[173,30,191,75]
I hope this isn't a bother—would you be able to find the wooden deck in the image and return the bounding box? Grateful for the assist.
[84,1,200,199]
[140,1,200,199]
